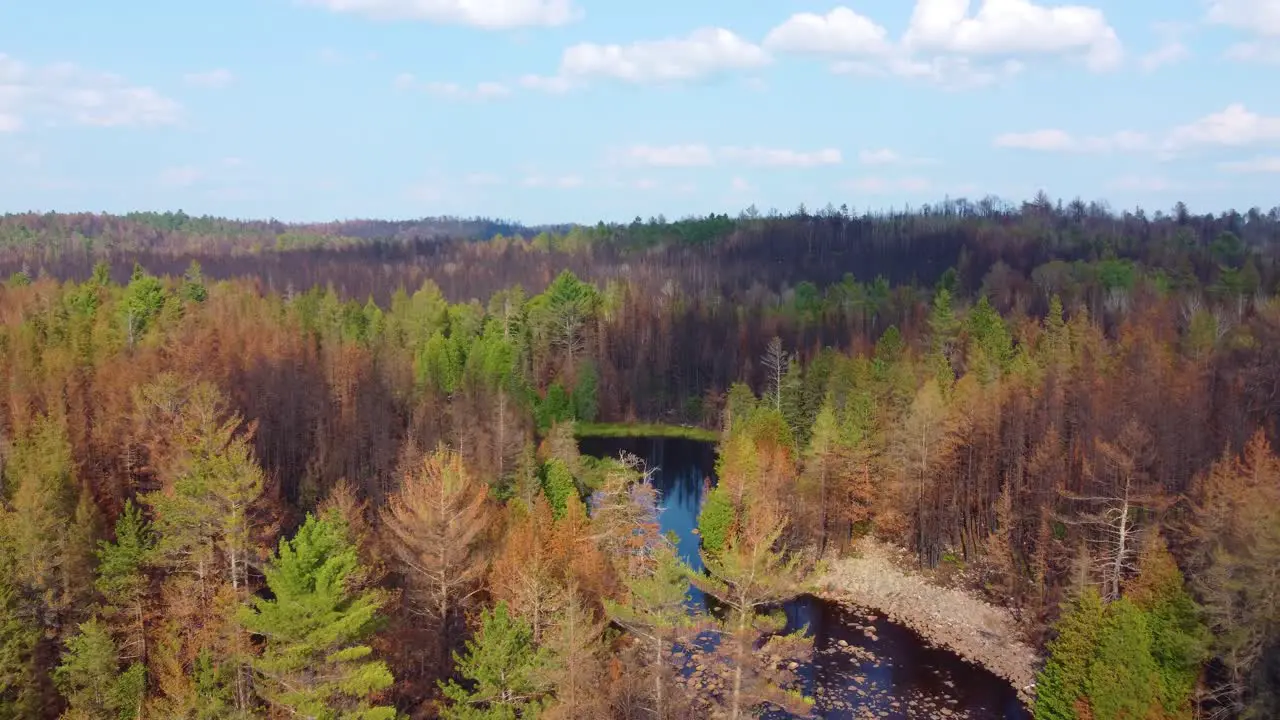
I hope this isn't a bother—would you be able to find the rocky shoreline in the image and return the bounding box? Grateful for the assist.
[818,539,1041,708]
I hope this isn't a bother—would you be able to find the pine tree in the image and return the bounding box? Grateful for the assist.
[53,619,145,720]
[690,521,817,719]
[1124,535,1208,718]
[239,512,395,719]
[0,555,38,720]
[1034,588,1105,720]
[439,602,551,720]
[542,588,609,719]
[604,544,694,720]
[381,446,490,665]
[95,500,154,671]
[1086,598,1161,720]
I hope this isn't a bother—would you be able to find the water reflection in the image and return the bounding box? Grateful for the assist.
[580,435,1029,720]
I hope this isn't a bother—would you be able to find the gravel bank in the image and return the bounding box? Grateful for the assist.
[818,539,1041,707]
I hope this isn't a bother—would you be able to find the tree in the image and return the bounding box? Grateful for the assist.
[604,544,693,720]
[1086,598,1161,720]
[0,554,38,720]
[94,500,154,672]
[381,446,490,668]
[439,602,551,720]
[1125,535,1208,718]
[239,512,395,719]
[761,337,787,412]
[53,619,145,720]
[119,264,167,346]
[690,521,817,719]
[1034,588,1105,720]
[1188,431,1280,718]
[142,380,266,594]
[541,587,609,719]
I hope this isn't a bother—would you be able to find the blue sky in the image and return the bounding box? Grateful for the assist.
[1,0,1278,224]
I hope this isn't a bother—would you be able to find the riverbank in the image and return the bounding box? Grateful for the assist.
[573,422,719,442]
[818,538,1040,708]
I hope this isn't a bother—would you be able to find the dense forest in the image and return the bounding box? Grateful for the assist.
[0,196,1278,719]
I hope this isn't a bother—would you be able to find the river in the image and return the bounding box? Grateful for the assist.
[580,435,1031,720]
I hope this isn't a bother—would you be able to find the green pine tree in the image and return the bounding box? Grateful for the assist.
[0,554,38,720]
[440,602,551,720]
[53,618,145,720]
[603,544,693,717]
[238,512,395,720]
[95,500,154,665]
[1034,588,1106,720]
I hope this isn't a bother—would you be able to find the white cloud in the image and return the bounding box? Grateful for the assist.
[424,80,511,99]
[0,53,180,129]
[1219,156,1280,173]
[993,128,1150,152]
[528,28,769,89]
[845,176,933,193]
[720,146,842,168]
[395,74,511,99]
[1140,41,1188,71]
[620,144,715,167]
[464,172,504,185]
[858,148,936,166]
[1166,103,1280,149]
[1207,0,1280,36]
[1225,41,1280,63]
[158,166,202,188]
[729,176,753,192]
[522,174,583,188]
[1106,174,1176,192]
[1140,22,1190,71]
[633,178,659,190]
[903,0,1123,71]
[833,53,1023,90]
[763,7,892,55]
[183,68,234,88]
[301,0,580,29]
[617,144,842,168]
[518,73,574,93]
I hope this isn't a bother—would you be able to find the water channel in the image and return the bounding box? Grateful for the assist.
[579,435,1031,720]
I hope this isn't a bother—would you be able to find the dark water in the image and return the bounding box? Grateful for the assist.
[580,435,1030,720]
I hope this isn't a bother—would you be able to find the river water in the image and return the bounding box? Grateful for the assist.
[580,435,1030,720]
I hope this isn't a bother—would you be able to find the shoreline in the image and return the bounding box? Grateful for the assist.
[573,421,719,442]
[817,539,1040,708]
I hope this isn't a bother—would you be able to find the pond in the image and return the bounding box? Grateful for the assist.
[579,435,1031,720]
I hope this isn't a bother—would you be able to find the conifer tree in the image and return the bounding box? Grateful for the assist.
[604,544,693,720]
[0,555,37,720]
[95,500,154,671]
[239,512,395,719]
[381,446,490,665]
[439,602,551,720]
[690,521,817,719]
[53,618,145,720]
[541,587,609,719]
[1034,587,1106,720]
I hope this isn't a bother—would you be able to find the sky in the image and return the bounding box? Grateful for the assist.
[0,0,1278,225]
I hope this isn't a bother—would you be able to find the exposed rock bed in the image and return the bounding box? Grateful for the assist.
[818,539,1040,707]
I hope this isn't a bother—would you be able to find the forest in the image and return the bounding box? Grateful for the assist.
[0,195,1277,720]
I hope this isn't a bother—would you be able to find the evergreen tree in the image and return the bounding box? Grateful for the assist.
[94,500,154,672]
[1034,588,1105,720]
[1086,598,1161,720]
[604,545,694,719]
[440,602,551,720]
[690,521,817,719]
[53,619,145,720]
[239,512,395,719]
[0,554,38,720]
